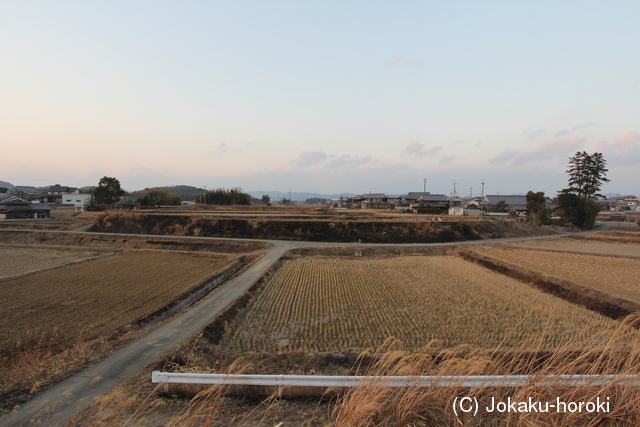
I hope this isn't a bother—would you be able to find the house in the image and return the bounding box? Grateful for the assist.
[404,192,449,209]
[596,196,639,212]
[0,195,51,219]
[462,199,482,216]
[483,195,528,213]
[386,195,403,205]
[362,193,387,209]
[9,186,41,201]
[448,197,465,216]
[61,193,92,206]
[42,185,79,204]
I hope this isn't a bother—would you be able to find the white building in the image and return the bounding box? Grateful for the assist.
[62,193,92,206]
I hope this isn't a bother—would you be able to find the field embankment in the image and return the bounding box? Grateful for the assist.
[0,229,268,253]
[90,212,557,243]
[456,249,640,320]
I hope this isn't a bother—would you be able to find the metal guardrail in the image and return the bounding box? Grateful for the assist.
[152,371,640,396]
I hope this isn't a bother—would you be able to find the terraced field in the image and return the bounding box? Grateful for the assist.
[228,256,614,353]
[473,246,640,303]
[500,237,640,257]
[0,245,106,279]
[0,251,239,354]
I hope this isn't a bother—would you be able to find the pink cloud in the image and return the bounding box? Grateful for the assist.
[403,140,442,159]
[616,131,640,145]
[404,140,424,155]
[595,131,640,164]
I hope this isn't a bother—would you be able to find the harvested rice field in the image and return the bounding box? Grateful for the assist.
[499,237,640,257]
[473,246,640,303]
[0,251,240,354]
[0,245,107,279]
[228,256,615,353]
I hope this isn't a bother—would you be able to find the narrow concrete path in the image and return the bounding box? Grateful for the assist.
[0,243,289,427]
[0,223,616,426]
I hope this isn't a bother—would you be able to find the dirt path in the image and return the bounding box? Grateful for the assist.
[0,224,613,426]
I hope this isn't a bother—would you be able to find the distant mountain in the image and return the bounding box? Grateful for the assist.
[0,181,15,189]
[247,190,355,202]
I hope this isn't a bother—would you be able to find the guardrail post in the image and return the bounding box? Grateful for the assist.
[276,375,284,398]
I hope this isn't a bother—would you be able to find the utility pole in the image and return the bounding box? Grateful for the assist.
[289,188,291,205]
[481,179,485,217]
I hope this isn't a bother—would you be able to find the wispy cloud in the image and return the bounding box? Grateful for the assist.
[208,141,227,155]
[294,150,328,167]
[439,156,455,164]
[522,129,546,140]
[450,140,465,146]
[513,137,585,165]
[403,140,442,159]
[386,56,421,68]
[489,149,519,164]
[595,131,640,164]
[325,155,372,168]
[572,122,597,131]
[554,122,596,138]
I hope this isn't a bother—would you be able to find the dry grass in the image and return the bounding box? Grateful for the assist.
[0,245,107,279]
[226,256,615,353]
[331,318,640,427]
[500,236,640,257]
[474,246,640,303]
[0,211,102,231]
[68,316,640,427]
[0,251,239,356]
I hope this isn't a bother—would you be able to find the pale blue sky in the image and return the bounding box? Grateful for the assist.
[2,1,638,196]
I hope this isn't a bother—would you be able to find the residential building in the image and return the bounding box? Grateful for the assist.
[483,195,528,213]
[62,193,92,206]
[42,185,79,204]
[0,195,51,219]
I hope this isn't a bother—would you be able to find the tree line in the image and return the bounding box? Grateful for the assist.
[88,178,252,209]
[194,188,251,206]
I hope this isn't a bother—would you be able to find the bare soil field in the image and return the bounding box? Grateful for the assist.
[495,236,640,257]
[473,246,640,303]
[0,251,240,356]
[225,256,614,353]
[0,245,108,279]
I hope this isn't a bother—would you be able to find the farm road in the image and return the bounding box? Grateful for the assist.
[0,224,615,426]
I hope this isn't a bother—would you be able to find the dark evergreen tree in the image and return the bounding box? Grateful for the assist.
[93,176,125,209]
[566,151,609,198]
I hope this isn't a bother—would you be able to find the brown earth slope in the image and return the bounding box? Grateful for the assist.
[90,212,556,243]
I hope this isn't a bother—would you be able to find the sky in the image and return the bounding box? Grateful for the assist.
[2,1,639,197]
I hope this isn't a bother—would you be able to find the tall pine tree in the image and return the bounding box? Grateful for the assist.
[565,151,609,199]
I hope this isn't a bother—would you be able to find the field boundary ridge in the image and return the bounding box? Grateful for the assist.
[456,249,640,321]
